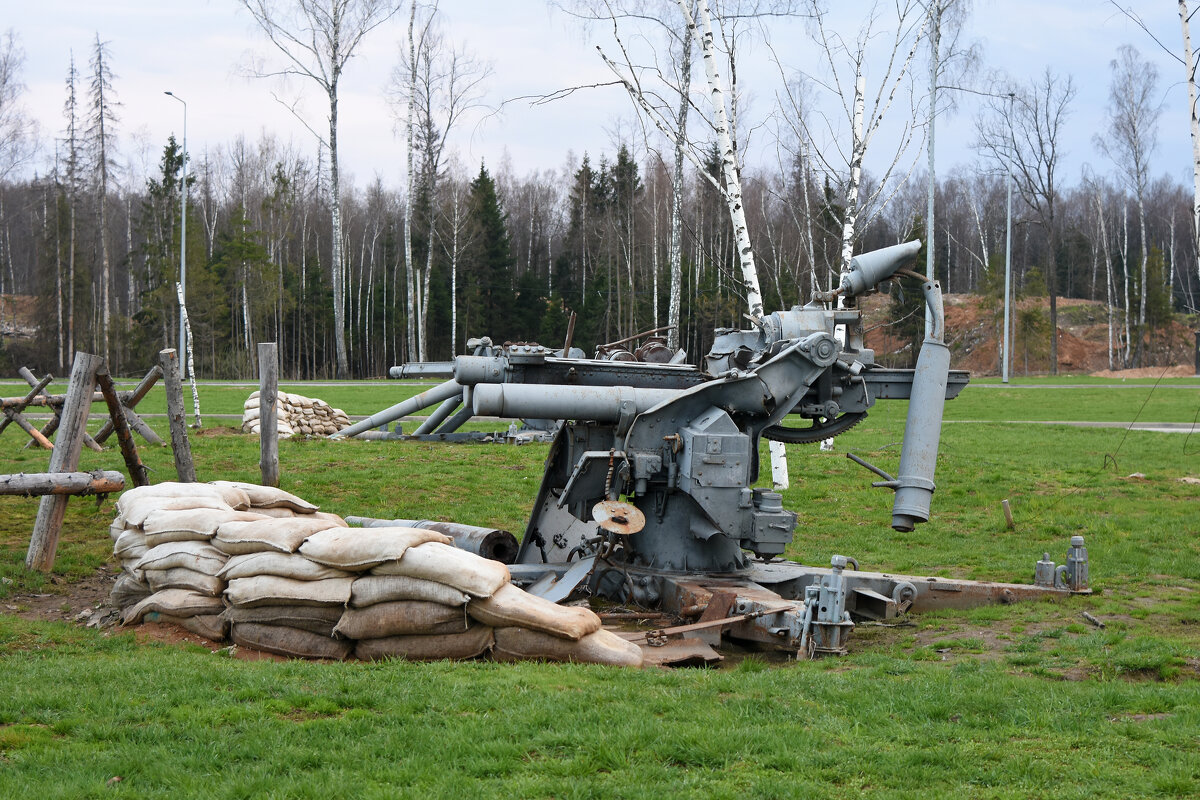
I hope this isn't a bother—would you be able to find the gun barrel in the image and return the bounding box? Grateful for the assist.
[389,362,455,379]
[472,384,677,422]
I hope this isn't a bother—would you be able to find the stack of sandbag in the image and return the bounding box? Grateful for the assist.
[109,483,642,667]
[109,481,339,642]
[241,391,351,438]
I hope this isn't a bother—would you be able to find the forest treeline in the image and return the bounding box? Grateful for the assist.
[0,127,1194,378]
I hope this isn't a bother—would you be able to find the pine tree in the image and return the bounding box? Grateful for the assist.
[463,163,514,339]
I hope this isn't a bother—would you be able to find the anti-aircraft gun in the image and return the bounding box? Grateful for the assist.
[339,241,1089,656]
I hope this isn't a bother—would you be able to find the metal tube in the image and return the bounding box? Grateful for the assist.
[412,393,462,435]
[389,362,455,379]
[165,91,187,377]
[434,399,476,434]
[471,384,677,422]
[333,378,462,438]
[345,516,519,563]
[892,277,949,532]
[1003,92,1015,384]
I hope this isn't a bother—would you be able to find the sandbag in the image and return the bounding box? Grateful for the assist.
[144,567,225,596]
[119,495,237,528]
[134,541,228,575]
[142,611,227,642]
[232,622,352,661]
[219,552,352,582]
[210,481,321,513]
[333,600,469,639]
[355,626,495,662]
[118,482,251,513]
[372,541,511,598]
[349,575,469,608]
[109,518,127,541]
[492,627,644,668]
[142,509,267,547]
[110,572,151,609]
[221,604,344,637]
[122,589,225,625]
[468,583,601,641]
[112,529,148,559]
[299,527,452,571]
[213,517,343,556]
[224,575,354,608]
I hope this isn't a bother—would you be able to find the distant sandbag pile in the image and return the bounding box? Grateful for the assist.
[241,391,352,438]
[109,481,642,668]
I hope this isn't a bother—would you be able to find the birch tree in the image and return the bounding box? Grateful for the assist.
[0,30,36,181]
[237,0,403,377]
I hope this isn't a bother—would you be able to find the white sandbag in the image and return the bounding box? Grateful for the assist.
[299,527,452,571]
[118,481,251,513]
[333,600,469,639]
[467,583,601,641]
[492,627,644,668]
[109,518,127,541]
[110,572,151,609]
[120,495,236,528]
[349,575,469,608]
[355,626,495,662]
[209,481,321,513]
[144,567,225,596]
[221,604,344,637]
[219,552,352,582]
[122,589,225,625]
[213,517,343,556]
[142,509,267,547]
[224,575,354,608]
[371,541,511,598]
[135,541,228,574]
[112,529,148,559]
[142,612,227,642]
[232,622,352,661]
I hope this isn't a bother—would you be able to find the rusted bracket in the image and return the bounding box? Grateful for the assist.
[630,603,798,646]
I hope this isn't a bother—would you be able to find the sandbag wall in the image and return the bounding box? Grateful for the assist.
[109,482,642,667]
[242,392,352,438]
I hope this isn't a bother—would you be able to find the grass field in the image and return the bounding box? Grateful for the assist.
[0,377,1198,798]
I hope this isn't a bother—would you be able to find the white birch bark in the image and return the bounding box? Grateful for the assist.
[1181,1,1200,288]
[403,1,417,362]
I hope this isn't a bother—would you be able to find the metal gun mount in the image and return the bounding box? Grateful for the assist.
[339,240,1090,657]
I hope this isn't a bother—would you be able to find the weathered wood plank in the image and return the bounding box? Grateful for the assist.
[93,364,162,444]
[0,470,125,496]
[96,366,149,488]
[159,349,196,482]
[258,342,279,488]
[27,352,103,572]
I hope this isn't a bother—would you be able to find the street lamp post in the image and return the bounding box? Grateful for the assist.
[164,91,187,377]
[1002,91,1015,384]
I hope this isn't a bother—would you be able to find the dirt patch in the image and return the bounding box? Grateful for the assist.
[5,568,116,623]
[1090,365,1196,379]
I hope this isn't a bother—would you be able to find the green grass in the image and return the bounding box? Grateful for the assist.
[0,379,1198,796]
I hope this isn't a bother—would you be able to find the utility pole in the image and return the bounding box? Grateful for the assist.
[1002,92,1014,384]
[164,91,188,377]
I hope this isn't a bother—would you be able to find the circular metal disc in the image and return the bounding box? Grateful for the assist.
[592,500,645,535]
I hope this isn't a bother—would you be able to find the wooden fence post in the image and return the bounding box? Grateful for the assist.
[26,352,103,572]
[96,364,149,488]
[258,342,279,488]
[159,349,196,482]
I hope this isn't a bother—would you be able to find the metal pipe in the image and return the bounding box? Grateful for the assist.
[472,384,677,422]
[891,276,949,532]
[345,516,519,563]
[389,362,455,379]
[333,378,462,438]
[412,393,462,435]
[434,399,476,434]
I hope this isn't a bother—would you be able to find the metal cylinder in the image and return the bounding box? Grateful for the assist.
[389,362,455,379]
[892,337,950,532]
[472,384,677,422]
[412,393,463,435]
[334,378,462,438]
[345,516,519,564]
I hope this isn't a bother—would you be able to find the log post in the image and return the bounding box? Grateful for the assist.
[96,364,149,488]
[93,364,163,444]
[0,372,52,435]
[18,368,101,451]
[159,349,196,482]
[0,470,125,496]
[258,342,279,488]
[26,352,103,572]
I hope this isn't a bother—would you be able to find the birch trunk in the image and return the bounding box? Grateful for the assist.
[1181,1,1200,289]
[403,1,417,363]
[667,35,688,351]
[330,85,349,377]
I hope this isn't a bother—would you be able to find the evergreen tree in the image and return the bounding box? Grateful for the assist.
[462,163,514,339]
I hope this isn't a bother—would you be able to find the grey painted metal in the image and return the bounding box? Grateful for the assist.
[434,400,477,434]
[890,276,949,532]
[346,516,519,563]
[413,393,463,435]
[839,240,922,298]
[390,361,455,379]
[799,555,854,655]
[334,378,462,438]
[472,384,678,423]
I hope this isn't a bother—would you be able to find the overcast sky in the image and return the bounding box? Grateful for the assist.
[5,1,1194,195]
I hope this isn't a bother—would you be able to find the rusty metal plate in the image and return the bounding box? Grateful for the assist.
[638,637,724,667]
[592,500,646,535]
